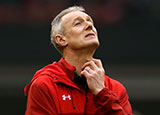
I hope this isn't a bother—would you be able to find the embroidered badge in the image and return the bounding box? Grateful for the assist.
[62,94,71,100]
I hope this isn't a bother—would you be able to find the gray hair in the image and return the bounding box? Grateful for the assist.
[50,6,85,54]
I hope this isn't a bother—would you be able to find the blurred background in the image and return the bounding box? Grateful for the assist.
[0,0,160,114]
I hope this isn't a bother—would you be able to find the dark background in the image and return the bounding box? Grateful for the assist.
[0,0,160,115]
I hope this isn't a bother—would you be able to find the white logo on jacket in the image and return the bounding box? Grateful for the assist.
[62,94,71,100]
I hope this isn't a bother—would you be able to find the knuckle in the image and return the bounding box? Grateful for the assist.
[96,59,101,62]
[97,59,101,61]
[90,60,94,64]
[97,68,105,74]
[87,74,92,79]
[97,69,101,73]
[92,71,97,76]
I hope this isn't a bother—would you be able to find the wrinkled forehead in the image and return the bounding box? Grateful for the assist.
[61,11,92,25]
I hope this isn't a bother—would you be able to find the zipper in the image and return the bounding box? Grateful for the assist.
[70,89,76,109]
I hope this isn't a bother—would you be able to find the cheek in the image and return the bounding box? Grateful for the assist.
[65,29,80,39]
[69,30,84,42]
[72,27,83,36]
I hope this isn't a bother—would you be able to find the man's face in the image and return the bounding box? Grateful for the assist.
[61,11,99,50]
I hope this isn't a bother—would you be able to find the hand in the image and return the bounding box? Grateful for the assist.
[80,59,105,95]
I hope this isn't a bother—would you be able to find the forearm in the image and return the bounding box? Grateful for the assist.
[94,88,132,115]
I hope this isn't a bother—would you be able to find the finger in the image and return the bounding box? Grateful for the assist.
[80,68,90,78]
[90,61,99,70]
[85,66,91,72]
[81,61,91,71]
[82,60,98,71]
[85,66,95,74]
[92,59,103,69]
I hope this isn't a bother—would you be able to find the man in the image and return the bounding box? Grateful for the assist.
[24,6,132,115]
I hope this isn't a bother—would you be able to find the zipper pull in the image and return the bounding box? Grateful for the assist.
[73,105,76,109]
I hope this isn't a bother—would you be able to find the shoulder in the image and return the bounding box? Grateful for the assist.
[29,74,58,96]
[31,62,65,87]
[27,74,59,98]
[32,73,59,88]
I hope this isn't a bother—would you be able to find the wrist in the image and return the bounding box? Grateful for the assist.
[92,87,105,95]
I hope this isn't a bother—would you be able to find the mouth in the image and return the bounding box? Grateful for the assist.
[85,33,95,38]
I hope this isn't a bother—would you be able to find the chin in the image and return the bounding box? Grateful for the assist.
[88,40,99,49]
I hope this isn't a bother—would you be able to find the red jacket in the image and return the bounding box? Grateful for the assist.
[24,58,132,115]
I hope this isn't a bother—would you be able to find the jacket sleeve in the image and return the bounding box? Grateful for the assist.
[25,77,58,115]
[93,87,132,115]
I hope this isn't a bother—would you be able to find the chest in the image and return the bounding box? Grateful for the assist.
[51,83,96,114]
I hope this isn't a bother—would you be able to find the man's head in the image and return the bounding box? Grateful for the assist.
[50,6,99,55]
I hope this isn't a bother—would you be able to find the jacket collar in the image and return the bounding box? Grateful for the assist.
[57,58,76,82]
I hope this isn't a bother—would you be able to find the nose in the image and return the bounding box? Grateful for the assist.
[85,21,93,31]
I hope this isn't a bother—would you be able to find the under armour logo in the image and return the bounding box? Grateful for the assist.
[62,94,71,100]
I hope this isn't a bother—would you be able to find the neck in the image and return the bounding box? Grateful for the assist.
[63,49,95,75]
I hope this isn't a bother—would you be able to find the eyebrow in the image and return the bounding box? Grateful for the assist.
[72,16,93,25]
[72,17,82,24]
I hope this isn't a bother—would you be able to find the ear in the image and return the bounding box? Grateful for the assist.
[55,34,68,47]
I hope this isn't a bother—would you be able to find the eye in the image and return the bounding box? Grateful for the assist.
[86,17,94,25]
[74,22,81,26]
[87,20,93,25]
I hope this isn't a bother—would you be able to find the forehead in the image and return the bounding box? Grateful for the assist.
[61,11,91,24]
